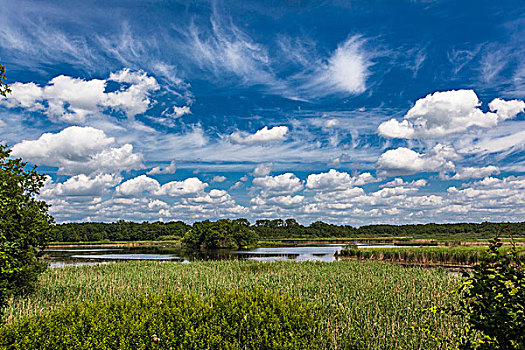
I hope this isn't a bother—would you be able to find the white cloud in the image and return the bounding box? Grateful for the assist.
[155,177,208,197]
[324,118,340,128]
[462,129,525,154]
[378,90,525,139]
[306,169,351,191]
[376,144,458,176]
[488,98,525,120]
[251,163,273,177]
[252,173,303,196]
[147,161,176,175]
[116,175,209,198]
[2,82,44,110]
[164,105,191,118]
[105,69,160,118]
[186,189,231,204]
[229,181,244,190]
[253,195,305,208]
[147,199,170,210]
[445,166,500,180]
[211,175,227,183]
[380,178,427,188]
[42,173,121,197]
[230,126,288,145]
[352,172,378,186]
[2,69,159,123]
[447,176,525,211]
[116,175,161,196]
[306,169,377,191]
[11,126,143,175]
[325,37,370,94]
[291,36,371,98]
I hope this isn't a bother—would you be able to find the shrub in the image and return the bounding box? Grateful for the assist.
[0,290,325,349]
[415,237,525,349]
[454,237,525,349]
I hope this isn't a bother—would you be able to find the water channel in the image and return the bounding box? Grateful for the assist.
[45,243,405,267]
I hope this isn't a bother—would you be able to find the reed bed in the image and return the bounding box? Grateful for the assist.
[338,246,525,266]
[2,260,463,349]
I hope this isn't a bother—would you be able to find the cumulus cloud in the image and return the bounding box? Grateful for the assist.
[211,175,227,183]
[252,173,303,196]
[147,161,176,175]
[230,126,288,145]
[251,163,273,177]
[186,189,231,204]
[444,166,500,180]
[378,90,525,139]
[306,169,377,191]
[156,178,208,197]
[42,173,121,197]
[11,126,143,175]
[380,178,427,188]
[2,69,159,123]
[115,175,161,196]
[376,144,458,176]
[447,176,525,208]
[116,175,209,197]
[252,195,305,208]
[488,98,525,120]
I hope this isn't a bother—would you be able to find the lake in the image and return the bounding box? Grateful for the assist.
[45,243,405,267]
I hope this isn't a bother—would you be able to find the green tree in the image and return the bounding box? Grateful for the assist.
[0,144,54,314]
[0,64,10,97]
[183,219,258,249]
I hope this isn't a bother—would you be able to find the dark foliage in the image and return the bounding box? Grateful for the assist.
[51,220,190,242]
[0,144,54,312]
[51,219,525,243]
[455,237,525,349]
[182,219,258,249]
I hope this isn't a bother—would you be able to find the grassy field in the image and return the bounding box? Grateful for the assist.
[338,245,525,266]
[3,260,463,349]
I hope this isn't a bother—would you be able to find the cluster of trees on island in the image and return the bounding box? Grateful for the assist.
[49,219,525,248]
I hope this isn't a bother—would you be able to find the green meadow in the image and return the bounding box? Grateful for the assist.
[3,260,463,349]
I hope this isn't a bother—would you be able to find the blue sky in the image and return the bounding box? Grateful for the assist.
[1,0,524,225]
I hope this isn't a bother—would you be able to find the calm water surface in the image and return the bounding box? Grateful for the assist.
[45,243,404,267]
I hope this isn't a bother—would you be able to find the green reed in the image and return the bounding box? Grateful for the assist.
[339,246,525,266]
[3,260,462,349]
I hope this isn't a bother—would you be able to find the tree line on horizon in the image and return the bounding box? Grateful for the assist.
[50,219,525,243]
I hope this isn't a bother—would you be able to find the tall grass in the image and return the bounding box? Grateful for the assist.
[3,260,462,349]
[338,246,525,266]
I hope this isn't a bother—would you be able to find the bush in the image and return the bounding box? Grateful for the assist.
[0,290,325,349]
[416,237,525,349]
[455,237,525,349]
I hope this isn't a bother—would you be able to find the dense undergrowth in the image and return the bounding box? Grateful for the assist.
[0,289,327,350]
